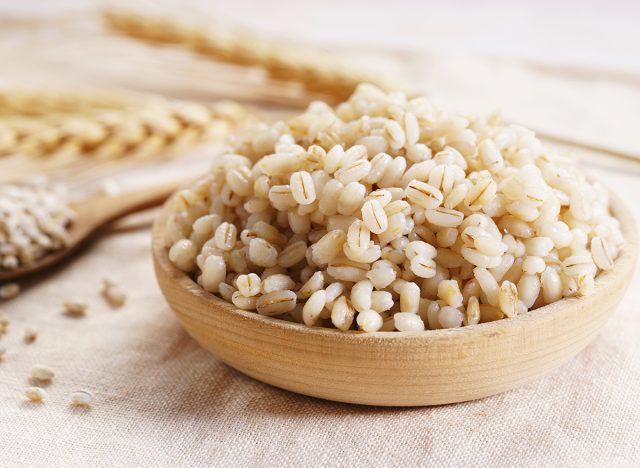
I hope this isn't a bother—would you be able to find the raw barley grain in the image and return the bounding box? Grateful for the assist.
[31,365,54,381]
[25,387,47,402]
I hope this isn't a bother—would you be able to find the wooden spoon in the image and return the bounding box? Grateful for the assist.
[152,192,638,406]
[0,180,189,282]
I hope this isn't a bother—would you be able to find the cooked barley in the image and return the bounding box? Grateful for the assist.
[426,207,465,228]
[351,280,373,312]
[218,282,236,302]
[473,267,500,307]
[371,291,393,313]
[248,238,278,267]
[324,281,345,308]
[465,296,481,326]
[297,271,324,299]
[262,274,296,294]
[590,237,613,270]
[356,310,383,332]
[236,273,261,297]
[525,237,554,257]
[498,281,519,318]
[331,296,355,331]
[169,239,197,272]
[405,180,443,210]
[256,290,297,316]
[302,290,326,326]
[394,312,425,332]
[437,280,463,308]
[400,282,420,314]
[522,256,546,275]
[438,306,464,329]
[361,200,388,234]
[517,274,541,308]
[406,241,437,260]
[489,254,515,281]
[165,85,624,333]
[201,255,226,293]
[290,171,317,205]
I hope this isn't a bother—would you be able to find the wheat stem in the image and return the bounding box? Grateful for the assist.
[102,8,393,101]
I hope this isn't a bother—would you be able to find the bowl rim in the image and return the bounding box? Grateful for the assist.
[152,189,638,343]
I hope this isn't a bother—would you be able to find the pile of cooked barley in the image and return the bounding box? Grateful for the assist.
[164,84,624,332]
[0,180,75,271]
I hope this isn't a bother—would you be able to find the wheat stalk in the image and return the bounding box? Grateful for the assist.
[0,91,254,160]
[0,89,138,117]
[102,8,394,101]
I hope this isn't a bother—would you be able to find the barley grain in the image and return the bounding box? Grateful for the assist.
[394,312,425,332]
[465,296,481,326]
[302,290,327,326]
[0,283,20,300]
[31,365,54,381]
[256,290,297,316]
[25,387,47,402]
[331,296,355,331]
[164,84,623,333]
[63,298,88,317]
[438,306,464,329]
[70,390,94,406]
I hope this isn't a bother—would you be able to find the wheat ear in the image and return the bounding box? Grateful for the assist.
[102,8,393,101]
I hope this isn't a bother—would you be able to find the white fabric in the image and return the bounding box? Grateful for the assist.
[1,3,640,466]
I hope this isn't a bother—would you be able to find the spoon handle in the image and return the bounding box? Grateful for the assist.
[73,179,189,228]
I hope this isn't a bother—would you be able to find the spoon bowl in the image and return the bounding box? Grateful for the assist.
[152,192,637,406]
[0,181,187,283]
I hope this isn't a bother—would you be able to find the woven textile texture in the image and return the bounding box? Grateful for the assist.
[1,2,640,464]
[0,167,639,467]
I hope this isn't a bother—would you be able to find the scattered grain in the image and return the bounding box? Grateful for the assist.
[0,283,21,300]
[25,387,47,402]
[63,298,88,317]
[31,364,54,381]
[24,326,38,344]
[70,389,94,406]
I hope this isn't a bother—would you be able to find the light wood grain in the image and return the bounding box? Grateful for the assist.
[151,187,638,406]
[0,179,189,282]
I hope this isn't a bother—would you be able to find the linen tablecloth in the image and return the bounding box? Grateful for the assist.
[1,167,638,467]
[1,2,640,466]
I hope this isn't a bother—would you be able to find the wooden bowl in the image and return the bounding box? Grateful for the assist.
[152,194,637,406]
